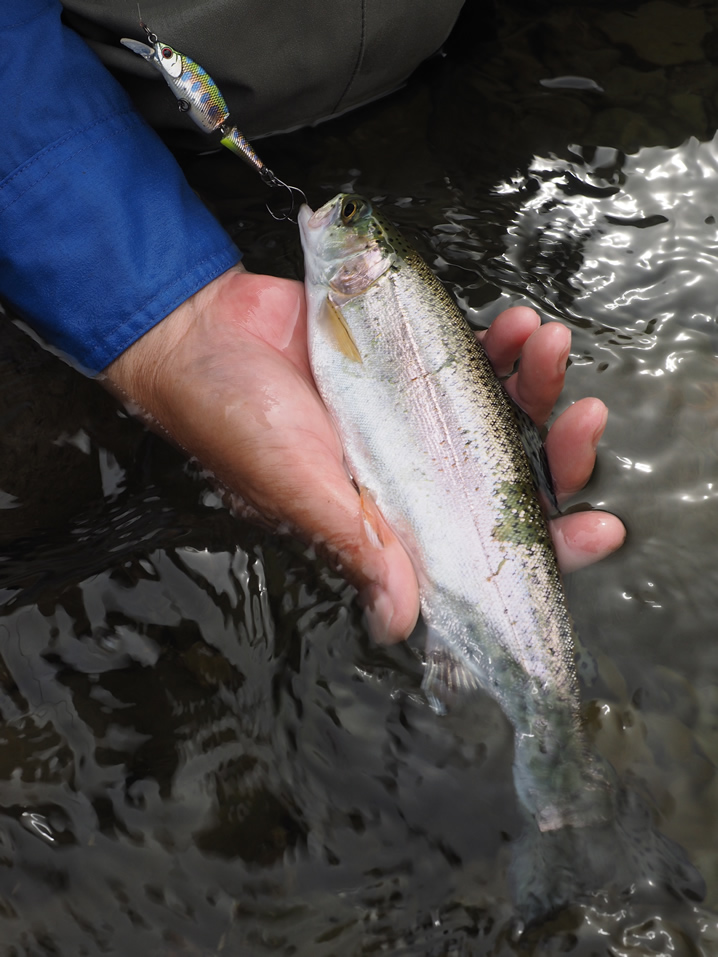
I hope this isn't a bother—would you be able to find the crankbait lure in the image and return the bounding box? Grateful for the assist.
[121,15,305,221]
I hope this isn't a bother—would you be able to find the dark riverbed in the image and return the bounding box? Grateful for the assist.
[3,1,718,953]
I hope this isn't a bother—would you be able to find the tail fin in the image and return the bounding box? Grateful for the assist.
[510,786,705,927]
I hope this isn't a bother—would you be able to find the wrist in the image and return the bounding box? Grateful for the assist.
[101,264,246,423]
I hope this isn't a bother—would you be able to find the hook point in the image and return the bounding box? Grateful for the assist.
[264,174,307,223]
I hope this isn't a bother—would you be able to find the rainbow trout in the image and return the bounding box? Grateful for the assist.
[299,194,703,922]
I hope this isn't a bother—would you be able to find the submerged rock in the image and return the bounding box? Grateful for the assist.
[600,2,709,67]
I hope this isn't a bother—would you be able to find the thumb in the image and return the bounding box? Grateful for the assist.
[352,487,421,643]
[282,470,421,643]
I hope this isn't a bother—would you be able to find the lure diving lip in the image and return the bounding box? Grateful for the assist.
[120,19,306,221]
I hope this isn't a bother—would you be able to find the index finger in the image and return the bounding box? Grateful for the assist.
[478,306,541,377]
[503,321,571,427]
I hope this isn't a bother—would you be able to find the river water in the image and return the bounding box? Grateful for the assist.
[3,1,718,954]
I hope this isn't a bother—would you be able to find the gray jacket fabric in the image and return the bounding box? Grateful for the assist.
[61,1,465,145]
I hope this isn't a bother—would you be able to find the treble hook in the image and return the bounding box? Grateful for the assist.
[125,14,308,224]
[220,125,306,222]
[260,169,307,223]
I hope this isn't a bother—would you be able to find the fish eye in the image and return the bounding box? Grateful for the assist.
[341,199,360,224]
[161,46,173,58]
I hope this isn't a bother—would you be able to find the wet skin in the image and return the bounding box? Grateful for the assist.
[104,265,626,643]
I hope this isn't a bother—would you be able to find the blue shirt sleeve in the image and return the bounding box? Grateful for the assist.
[0,0,242,373]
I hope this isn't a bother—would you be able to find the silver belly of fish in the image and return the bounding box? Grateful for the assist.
[299,195,705,920]
[300,198,611,833]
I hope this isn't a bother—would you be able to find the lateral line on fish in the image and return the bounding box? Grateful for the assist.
[300,194,706,918]
[398,287,530,658]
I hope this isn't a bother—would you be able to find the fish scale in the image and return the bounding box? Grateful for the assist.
[304,205,577,706]
[299,193,704,923]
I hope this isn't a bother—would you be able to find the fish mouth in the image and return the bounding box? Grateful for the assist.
[299,196,341,234]
[297,204,315,235]
[298,198,343,258]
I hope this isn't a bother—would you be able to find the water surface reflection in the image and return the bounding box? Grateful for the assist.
[4,1,718,953]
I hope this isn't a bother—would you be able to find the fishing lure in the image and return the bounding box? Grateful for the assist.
[120,16,305,221]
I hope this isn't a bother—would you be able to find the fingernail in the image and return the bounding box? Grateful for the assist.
[591,405,608,450]
[556,339,571,377]
[361,585,395,644]
[564,513,610,553]
[557,511,626,573]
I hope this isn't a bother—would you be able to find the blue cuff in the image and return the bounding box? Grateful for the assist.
[0,0,241,372]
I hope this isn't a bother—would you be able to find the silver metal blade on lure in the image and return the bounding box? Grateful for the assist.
[121,11,306,221]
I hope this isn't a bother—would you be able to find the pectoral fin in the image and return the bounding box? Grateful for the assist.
[321,296,362,362]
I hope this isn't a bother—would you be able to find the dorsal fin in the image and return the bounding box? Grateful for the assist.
[510,399,560,514]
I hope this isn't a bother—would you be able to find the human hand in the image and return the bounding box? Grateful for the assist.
[103,267,625,643]
[479,308,626,575]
